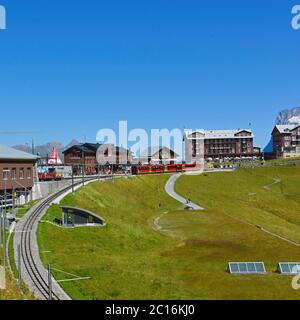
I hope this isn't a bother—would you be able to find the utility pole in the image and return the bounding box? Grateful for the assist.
[12,176,16,213]
[3,172,9,272]
[82,151,85,187]
[48,264,52,301]
[18,245,22,291]
[71,166,74,194]
[32,139,35,155]
[3,210,6,271]
[0,210,2,246]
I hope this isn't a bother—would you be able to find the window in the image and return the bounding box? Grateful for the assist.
[27,168,32,179]
[20,168,24,180]
[12,168,16,180]
[3,168,9,180]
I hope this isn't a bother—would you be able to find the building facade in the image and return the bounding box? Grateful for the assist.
[185,129,260,162]
[138,146,180,165]
[184,131,205,165]
[63,143,133,175]
[0,145,39,207]
[272,124,300,158]
[63,143,99,175]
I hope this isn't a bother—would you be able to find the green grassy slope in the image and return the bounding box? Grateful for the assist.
[176,164,300,244]
[38,176,185,300]
[0,199,39,300]
[0,235,34,300]
[38,171,300,300]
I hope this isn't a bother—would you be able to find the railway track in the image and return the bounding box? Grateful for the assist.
[14,177,114,300]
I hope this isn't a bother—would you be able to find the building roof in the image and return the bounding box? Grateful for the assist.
[186,129,253,139]
[82,143,101,151]
[63,143,132,155]
[273,124,300,134]
[204,129,253,139]
[0,145,39,161]
[61,206,105,224]
[141,146,179,157]
[63,144,96,155]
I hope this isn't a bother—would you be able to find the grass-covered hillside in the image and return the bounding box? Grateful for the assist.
[0,200,43,300]
[177,163,300,244]
[0,237,34,300]
[38,168,300,300]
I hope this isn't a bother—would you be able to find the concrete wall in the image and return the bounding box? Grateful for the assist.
[31,180,74,201]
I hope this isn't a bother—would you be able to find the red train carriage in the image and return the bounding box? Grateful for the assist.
[38,167,63,181]
[132,163,196,175]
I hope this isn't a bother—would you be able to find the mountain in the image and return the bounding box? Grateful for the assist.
[65,139,80,150]
[13,139,80,160]
[276,107,300,125]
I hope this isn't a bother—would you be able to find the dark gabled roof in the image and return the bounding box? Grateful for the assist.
[63,144,95,155]
[82,143,101,152]
[63,143,132,155]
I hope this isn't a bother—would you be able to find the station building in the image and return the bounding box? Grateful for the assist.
[63,143,133,175]
[0,145,39,207]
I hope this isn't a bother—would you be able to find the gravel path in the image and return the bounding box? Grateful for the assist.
[165,174,204,210]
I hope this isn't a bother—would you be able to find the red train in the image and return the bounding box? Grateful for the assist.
[132,163,197,175]
[38,167,63,181]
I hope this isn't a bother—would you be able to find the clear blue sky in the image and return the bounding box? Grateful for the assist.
[0,0,299,148]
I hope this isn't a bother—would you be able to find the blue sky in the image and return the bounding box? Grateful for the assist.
[0,0,299,148]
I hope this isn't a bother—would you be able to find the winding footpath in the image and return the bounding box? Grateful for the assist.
[165,174,204,210]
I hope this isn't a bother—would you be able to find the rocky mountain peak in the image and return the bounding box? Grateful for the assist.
[276,107,300,125]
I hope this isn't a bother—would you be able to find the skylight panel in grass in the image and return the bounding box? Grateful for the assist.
[228,262,266,274]
[279,263,300,275]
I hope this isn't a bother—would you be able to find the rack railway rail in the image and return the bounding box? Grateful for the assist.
[14,176,113,300]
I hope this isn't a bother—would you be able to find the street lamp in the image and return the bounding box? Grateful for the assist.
[81,150,85,187]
